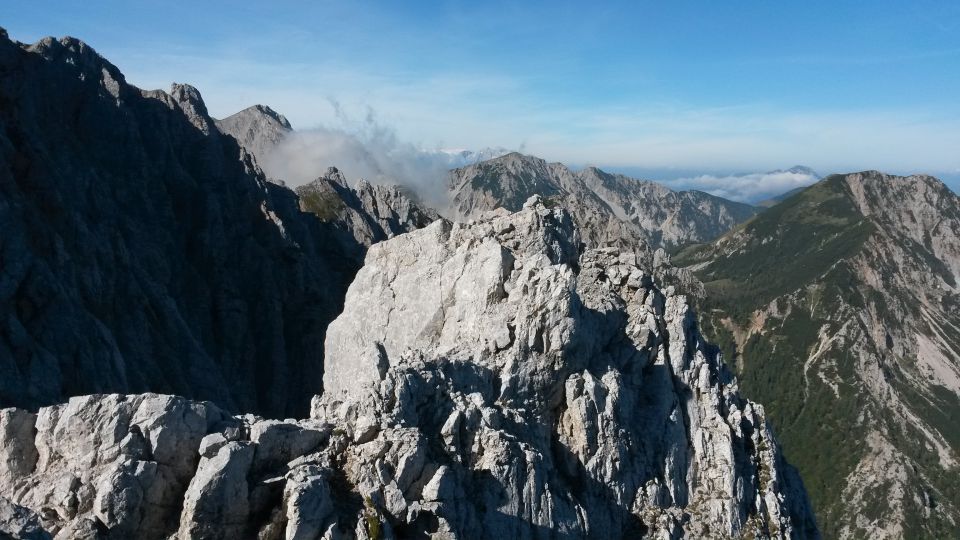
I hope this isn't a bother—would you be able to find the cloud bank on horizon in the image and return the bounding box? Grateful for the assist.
[662,168,822,203]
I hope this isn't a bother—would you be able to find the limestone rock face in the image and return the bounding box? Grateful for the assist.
[0,31,382,417]
[0,200,817,539]
[316,197,816,538]
[0,394,228,539]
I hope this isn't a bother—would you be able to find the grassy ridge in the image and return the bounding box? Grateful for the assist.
[683,175,960,536]
[701,283,869,537]
[675,176,874,322]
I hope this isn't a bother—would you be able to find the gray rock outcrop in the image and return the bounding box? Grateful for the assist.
[215,105,293,170]
[318,196,816,538]
[1,198,817,539]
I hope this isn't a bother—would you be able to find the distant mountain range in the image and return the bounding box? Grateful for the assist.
[448,152,759,249]
[439,146,513,167]
[219,104,763,250]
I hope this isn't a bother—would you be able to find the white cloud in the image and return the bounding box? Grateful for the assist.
[662,169,821,203]
[259,105,458,209]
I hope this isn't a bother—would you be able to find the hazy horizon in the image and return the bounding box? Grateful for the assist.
[7,1,960,198]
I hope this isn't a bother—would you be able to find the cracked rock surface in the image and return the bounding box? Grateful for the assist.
[2,199,816,539]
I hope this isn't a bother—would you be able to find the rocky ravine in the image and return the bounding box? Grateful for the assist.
[2,199,817,539]
[676,172,960,538]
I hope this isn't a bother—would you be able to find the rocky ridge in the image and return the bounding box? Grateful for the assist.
[675,171,960,538]
[0,31,436,418]
[2,198,816,539]
[212,100,439,252]
[220,122,703,298]
[447,152,758,249]
[294,167,439,250]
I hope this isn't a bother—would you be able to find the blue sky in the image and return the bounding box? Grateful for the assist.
[6,1,960,194]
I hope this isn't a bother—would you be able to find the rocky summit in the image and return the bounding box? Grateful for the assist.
[294,167,439,249]
[676,171,960,538]
[215,105,293,172]
[1,197,817,539]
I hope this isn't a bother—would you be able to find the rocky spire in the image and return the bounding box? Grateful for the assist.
[170,82,217,134]
[215,103,294,167]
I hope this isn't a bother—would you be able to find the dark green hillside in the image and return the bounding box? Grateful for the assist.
[698,268,874,536]
[756,185,806,208]
[675,176,874,320]
[678,173,960,537]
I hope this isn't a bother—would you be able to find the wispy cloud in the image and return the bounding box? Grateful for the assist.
[260,103,456,208]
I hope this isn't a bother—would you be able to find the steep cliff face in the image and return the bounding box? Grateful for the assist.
[675,172,960,538]
[447,153,757,249]
[0,31,374,418]
[0,199,816,539]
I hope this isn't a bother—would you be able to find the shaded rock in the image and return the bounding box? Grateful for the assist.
[0,30,422,418]
[0,409,38,482]
[0,497,50,540]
